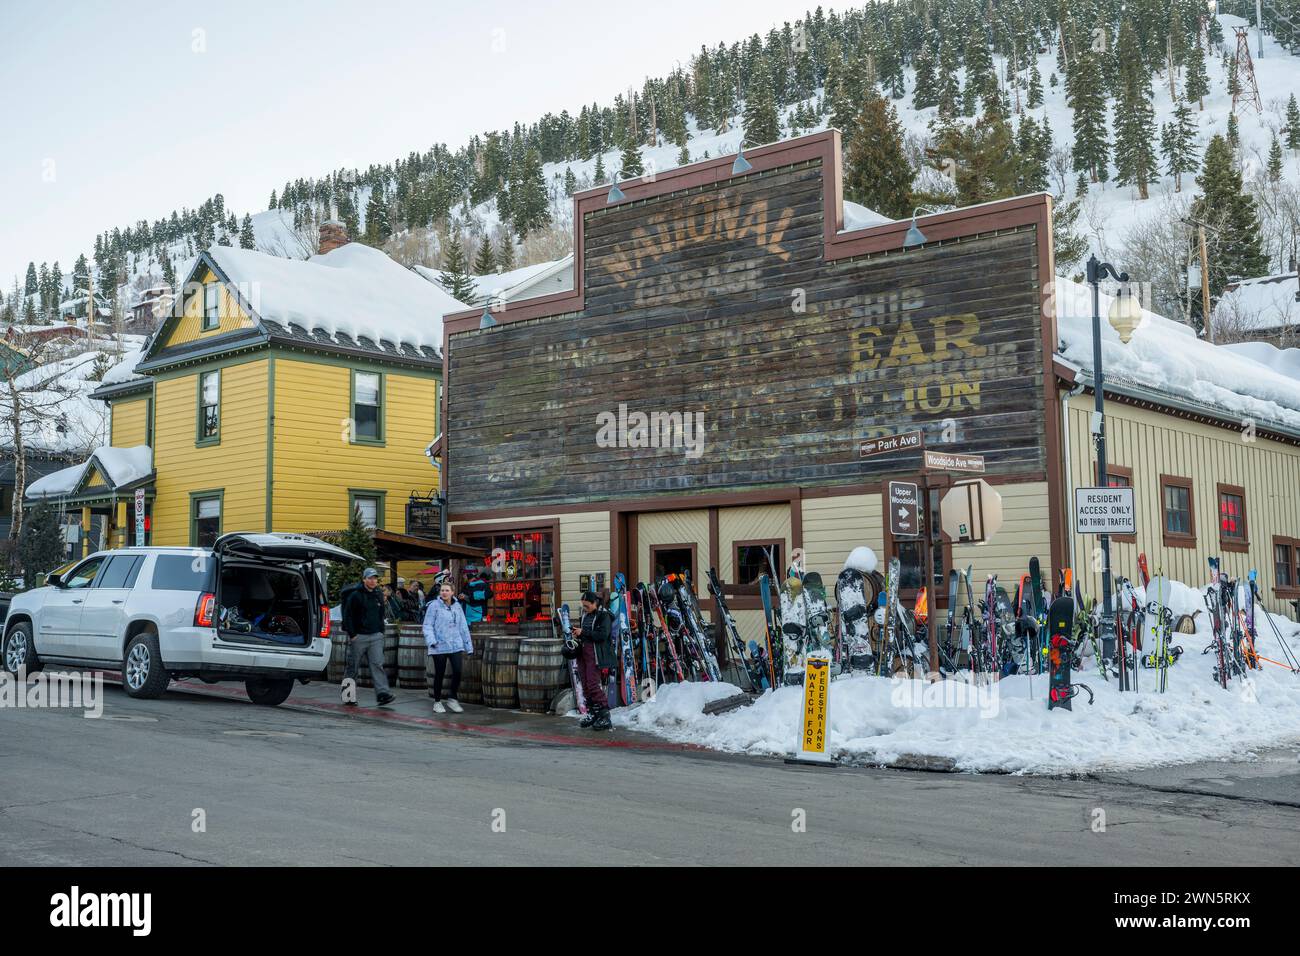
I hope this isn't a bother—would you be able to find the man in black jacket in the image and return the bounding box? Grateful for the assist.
[342,568,394,706]
[571,590,613,731]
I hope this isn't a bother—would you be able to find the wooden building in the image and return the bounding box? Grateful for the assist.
[439,130,1300,639]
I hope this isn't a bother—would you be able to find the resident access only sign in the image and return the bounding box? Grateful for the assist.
[1074,486,1136,535]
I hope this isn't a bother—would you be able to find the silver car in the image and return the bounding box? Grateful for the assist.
[2,532,359,706]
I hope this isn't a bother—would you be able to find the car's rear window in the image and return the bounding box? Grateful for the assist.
[151,554,216,591]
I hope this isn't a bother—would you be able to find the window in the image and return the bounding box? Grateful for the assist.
[459,527,555,625]
[202,282,220,330]
[97,555,144,590]
[351,370,383,443]
[348,490,384,530]
[1217,483,1248,552]
[1274,537,1300,598]
[1160,475,1195,547]
[197,370,220,444]
[63,557,105,590]
[152,554,216,591]
[191,493,222,548]
[733,541,781,586]
[651,545,696,583]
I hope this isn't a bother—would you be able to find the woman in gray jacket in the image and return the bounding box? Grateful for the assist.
[423,582,474,713]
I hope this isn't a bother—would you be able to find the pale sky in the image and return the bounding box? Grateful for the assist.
[0,0,836,289]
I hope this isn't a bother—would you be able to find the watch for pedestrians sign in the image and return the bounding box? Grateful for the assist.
[790,653,833,765]
[888,480,920,537]
[1074,486,1136,535]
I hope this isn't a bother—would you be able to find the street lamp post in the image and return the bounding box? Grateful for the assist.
[1085,254,1143,687]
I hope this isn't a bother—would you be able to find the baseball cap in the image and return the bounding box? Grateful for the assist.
[362,567,379,580]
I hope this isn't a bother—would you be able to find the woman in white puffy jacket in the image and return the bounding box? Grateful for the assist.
[423,582,474,713]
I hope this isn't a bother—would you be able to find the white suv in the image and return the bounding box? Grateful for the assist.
[2,532,358,706]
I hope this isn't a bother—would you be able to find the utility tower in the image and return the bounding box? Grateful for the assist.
[1232,27,1263,113]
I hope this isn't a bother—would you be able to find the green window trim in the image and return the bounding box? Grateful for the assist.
[349,368,386,446]
[189,489,224,548]
[196,369,221,447]
[348,488,388,531]
[201,282,220,331]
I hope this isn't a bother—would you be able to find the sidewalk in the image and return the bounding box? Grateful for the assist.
[165,675,707,754]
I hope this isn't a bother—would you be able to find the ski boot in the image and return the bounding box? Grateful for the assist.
[590,707,613,732]
[579,711,596,728]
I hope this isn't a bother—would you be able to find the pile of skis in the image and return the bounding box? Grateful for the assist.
[1201,558,1300,688]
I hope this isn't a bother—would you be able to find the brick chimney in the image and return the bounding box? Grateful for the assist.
[319,219,349,255]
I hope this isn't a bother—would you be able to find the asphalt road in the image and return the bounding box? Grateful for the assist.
[2,684,1298,866]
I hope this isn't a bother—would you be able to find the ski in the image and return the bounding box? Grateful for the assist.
[554,601,587,715]
[706,567,765,692]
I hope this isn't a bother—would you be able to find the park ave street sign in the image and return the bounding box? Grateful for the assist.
[860,430,922,458]
[1074,486,1136,535]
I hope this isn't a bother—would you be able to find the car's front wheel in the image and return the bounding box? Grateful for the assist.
[245,678,294,706]
[2,623,41,675]
[122,631,169,699]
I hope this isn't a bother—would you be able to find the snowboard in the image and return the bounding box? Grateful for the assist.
[609,575,638,706]
[555,602,587,715]
[1028,556,1047,674]
[706,566,765,692]
[876,557,901,676]
[758,573,780,688]
[779,570,808,683]
[1046,595,1076,711]
[835,565,873,671]
[801,571,835,659]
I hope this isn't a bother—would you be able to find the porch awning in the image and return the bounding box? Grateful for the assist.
[25,445,154,507]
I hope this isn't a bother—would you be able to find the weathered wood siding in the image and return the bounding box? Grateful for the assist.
[448,160,1046,512]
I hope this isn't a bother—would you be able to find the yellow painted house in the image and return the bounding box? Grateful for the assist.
[33,230,465,562]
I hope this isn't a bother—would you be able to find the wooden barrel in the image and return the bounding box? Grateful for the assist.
[473,621,508,638]
[481,636,522,709]
[517,638,567,713]
[520,619,554,640]
[328,631,349,683]
[398,624,426,688]
[383,623,399,681]
[460,654,483,704]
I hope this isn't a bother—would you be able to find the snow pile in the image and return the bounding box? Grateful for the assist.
[99,346,145,385]
[615,577,1300,774]
[1055,275,1300,431]
[92,444,152,485]
[206,242,468,350]
[26,461,89,499]
[841,201,893,232]
[1214,273,1299,333]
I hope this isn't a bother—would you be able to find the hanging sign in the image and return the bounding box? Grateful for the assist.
[134,488,146,546]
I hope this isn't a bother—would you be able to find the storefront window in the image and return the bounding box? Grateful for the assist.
[460,528,554,625]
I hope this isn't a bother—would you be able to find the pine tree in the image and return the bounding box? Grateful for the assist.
[510,148,550,239]
[742,61,780,147]
[1068,49,1110,182]
[1113,22,1157,199]
[1286,94,1300,151]
[1052,196,1090,273]
[496,234,515,271]
[912,40,939,110]
[239,214,255,249]
[363,186,391,245]
[161,255,176,290]
[593,151,607,184]
[1184,39,1210,110]
[327,505,381,601]
[563,166,577,196]
[677,144,691,165]
[1159,100,1199,191]
[18,502,65,587]
[1027,58,1043,109]
[473,234,496,275]
[1268,134,1284,182]
[24,262,37,296]
[269,189,277,209]
[1191,134,1269,302]
[843,92,914,219]
[619,139,644,179]
[437,236,476,303]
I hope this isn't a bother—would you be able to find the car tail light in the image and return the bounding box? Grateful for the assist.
[318,606,330,639]
[195,592,216,628]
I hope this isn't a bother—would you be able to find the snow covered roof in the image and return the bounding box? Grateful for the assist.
[25,444,152,500]
[100,346,145,386]
[200,242,467,352]
[413,254,575,309]
[1,349,114,454]
[1213,272,1299,333]
[1055,276,1300,435]
[841,201,893,232]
